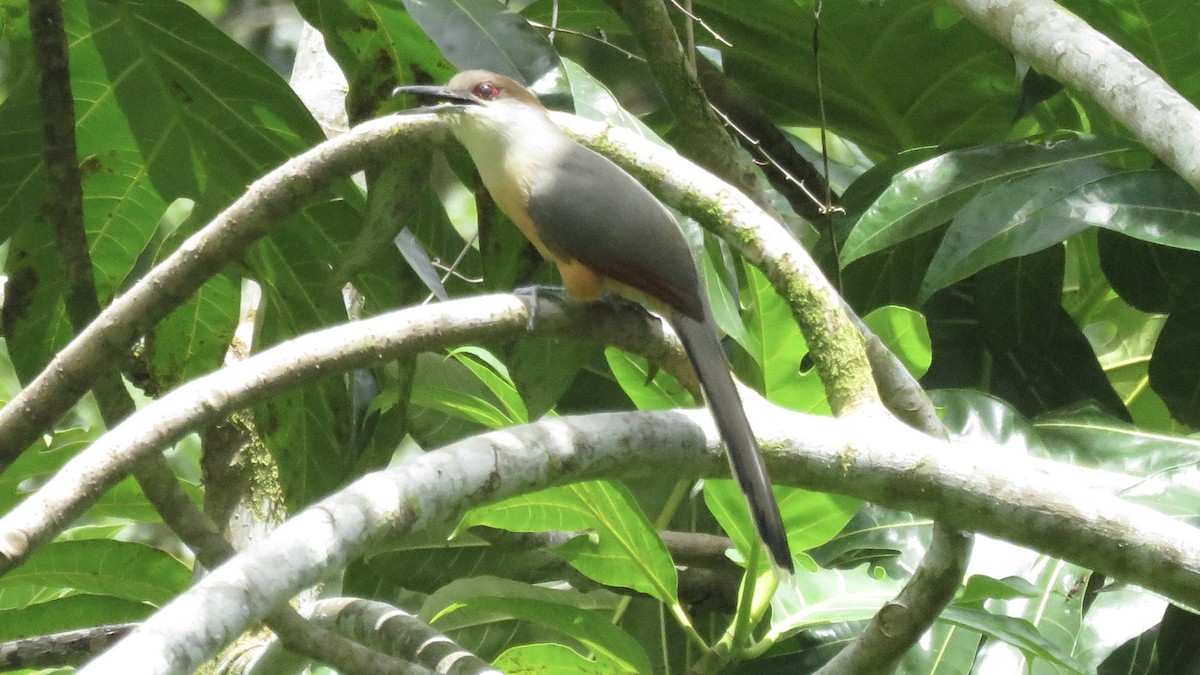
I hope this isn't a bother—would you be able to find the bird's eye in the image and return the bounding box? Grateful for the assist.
[473,81,501,100]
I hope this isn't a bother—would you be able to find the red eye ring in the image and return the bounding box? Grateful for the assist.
[473,81,501,100]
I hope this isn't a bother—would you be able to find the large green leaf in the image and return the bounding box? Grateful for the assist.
[0,594,152,642]
[1098,230,1200,314]
[0,540,188,606]
[769,565,904,638]
[422,576,650,673]
[923,166,1200,302]
[743,264,825,413]
[704,481,859,574]
[840,136,1142,267]
[604,347,693,411]
[462,480,678,605]
[404,0,563,86]
[1063,0,1200,106]
[974,246,1065,353]
[694,0,1019,153]
[1148,289,1200,427]
[941,605,1088,674]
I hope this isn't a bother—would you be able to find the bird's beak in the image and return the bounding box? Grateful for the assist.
[392,85,478,107]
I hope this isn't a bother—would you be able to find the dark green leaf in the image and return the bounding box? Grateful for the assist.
[1156,604,1200,674]
[1098,230,1200,314]
[974,246,1064,352]
[696,0,1020,153]
[404,0,563,85]
[1,540,188,605]
[0,594,151,641]
[840,136,1141,267]
[1149,289,1200,426]
[920,163,1111,302]
[422,577,650,673]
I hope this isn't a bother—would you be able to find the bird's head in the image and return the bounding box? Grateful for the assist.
[394,70,561,153]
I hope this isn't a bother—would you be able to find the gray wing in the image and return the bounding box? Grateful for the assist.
[527,143,705,321]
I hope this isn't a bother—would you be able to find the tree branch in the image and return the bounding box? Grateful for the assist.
[602,0,776,212]
[0,112,449,469]
[0,294,691,574]
[78,401,1200,673]
[951,0,1200,192]
[253,598,492,675]
[28,8,408,673]
[0,624,133,669]
[552,112,878,412]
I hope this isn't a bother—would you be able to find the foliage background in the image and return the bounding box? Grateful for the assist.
[0,0,1198,672]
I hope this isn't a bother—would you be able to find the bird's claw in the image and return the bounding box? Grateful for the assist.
[514,285,566,331]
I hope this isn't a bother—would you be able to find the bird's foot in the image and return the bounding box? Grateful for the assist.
[598,292,661,329]
[514,285,567,331]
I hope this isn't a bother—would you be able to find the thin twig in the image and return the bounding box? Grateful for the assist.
[665,0,732,47]
[527,21,645,61]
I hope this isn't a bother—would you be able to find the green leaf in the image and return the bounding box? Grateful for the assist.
[1098,230,1200,314]
[0,540,188,606]
[704,481,859,573]
[462,481,678,604]
[694,0,1020,153]
[840,136,1142,267]
[809,506,934,577]
[1148,291,1200,427]
[923,166,1200,303]
[404,0,563,86]
[509,339,591,420]
[941,605,1089,674]
[861,305,931,378]
[973,246,1065,353]
[958,574,1044,607]
[919,164,1108,302]
[449,346,528,424]
[1087,169,1200,250]
[769,565,904,638]
[0,594,152,642]
[604,348,693,411]
[423,577,650,674]
[495,643,617,674]
[409,384,514,430]
[559,59,662,144]
[146,273,240,392]
[743,264,826,413]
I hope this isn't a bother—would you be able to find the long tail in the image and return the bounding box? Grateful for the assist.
[672,309,794,574]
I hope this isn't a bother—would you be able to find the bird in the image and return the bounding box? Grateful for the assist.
[395,70,793,574]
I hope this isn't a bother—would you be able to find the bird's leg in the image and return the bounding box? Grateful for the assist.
[513,284,566,331]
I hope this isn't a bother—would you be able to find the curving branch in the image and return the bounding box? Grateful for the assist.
[0,294,691,574]
[28,6,409,673]
[253,598,495,675]
[602,0,773,210]
[0,112,449,469]
[950,0,1200,192]
[0,107,875,472]
[75,395,1200,672]
[551,113,878,412]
